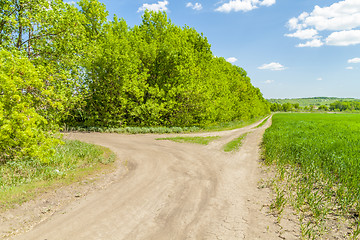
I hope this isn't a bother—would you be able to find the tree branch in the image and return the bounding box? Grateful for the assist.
[20,28,68,48]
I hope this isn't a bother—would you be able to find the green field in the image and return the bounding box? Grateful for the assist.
[263,113,360,238]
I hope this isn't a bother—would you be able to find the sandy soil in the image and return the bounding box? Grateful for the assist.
[3,117,301,239]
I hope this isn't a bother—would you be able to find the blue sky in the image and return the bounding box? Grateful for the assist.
[94,0,360,99]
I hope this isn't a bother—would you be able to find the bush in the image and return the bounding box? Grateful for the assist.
[0,50,61,163]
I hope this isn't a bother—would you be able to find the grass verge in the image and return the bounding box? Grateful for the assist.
[0,140,115,210]
[156,136,220,145]
[63,115,270,134]
[223,133,248,152]
[253,116,270,129]
[199,116,267,132]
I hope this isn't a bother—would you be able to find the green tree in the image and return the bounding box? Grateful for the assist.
[0,0,91,124]
[76,10,270,127]
[0,49,61,163]
[318,105,329,111]
[282,103,293,112]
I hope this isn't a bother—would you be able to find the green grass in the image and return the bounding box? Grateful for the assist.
[65,126,200,134]
[254,116,270,129]
[199,115,268,132]
[64,115,269,134]
[263,113,360,238]
[223,133,248,152]
[156,136,220,145]
[0,140,115,210]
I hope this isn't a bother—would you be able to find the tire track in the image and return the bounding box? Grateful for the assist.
[10,116,298,239]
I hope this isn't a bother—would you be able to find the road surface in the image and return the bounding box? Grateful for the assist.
[10,116,298,239]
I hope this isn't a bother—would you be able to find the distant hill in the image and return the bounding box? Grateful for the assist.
[267,97,359,107]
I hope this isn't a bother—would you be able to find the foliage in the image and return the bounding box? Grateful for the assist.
[156,136,220,145]
[0,0,99,124]
[0,0,269,170]
[0,50,61,163]
[268,97,358,107]
[65,125,200,134]
[263,113,360,238]
[270,102,296,112]
[329,101,360,112]
[73,10,270,127]
[2,0,270,129]
[270,99,360,113]
[223,133,248,152]
[65,116,269,134]
[317,105,329,111]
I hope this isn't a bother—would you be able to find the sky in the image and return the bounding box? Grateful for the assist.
[91,0,360,99]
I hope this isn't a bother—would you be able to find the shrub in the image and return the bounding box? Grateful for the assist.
[0,50,61,163]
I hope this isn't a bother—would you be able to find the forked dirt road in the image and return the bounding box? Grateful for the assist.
[9,116,298,239]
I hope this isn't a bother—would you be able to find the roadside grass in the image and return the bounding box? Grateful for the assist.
[0,140,115,210]
[63,115,270,134]
[156,136,220,145]
[253,116,270,129]
[199,115,267,132]
[223,133,248,152]
[262,113,360,238]
[65,126,200,134]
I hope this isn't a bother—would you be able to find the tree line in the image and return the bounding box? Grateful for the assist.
[0,0,270,163]
[329,101,360,111]
[270,101,360,112]
[268,97,358,108]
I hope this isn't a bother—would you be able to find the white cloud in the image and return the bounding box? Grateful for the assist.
[297,39,324,48]
[226,57,238,63]
[215,0,275,13]
[346,66,354,69]
[285,29,319,40]
[286,0,360,47]
[348,57,360,63]
[138,1,169,12]
[326,30,360,46]
[260,0,275,7]
[317,77,323,81]
[258,62,286,71]
[264,80,274,84]
[288,17,300,30]
[186,2,203,10]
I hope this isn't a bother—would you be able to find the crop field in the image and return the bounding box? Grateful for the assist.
[263,113,360,238]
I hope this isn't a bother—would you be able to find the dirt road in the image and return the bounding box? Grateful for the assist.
[9,117,298,239]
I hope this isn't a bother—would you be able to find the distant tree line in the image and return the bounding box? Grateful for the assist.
[270,101,360,112]
[0,0,269,162]
[270,103,300,112]
[268,97,358,108]
[329,101,360,111]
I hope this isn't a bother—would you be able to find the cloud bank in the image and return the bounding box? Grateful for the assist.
[285,0,360,47]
